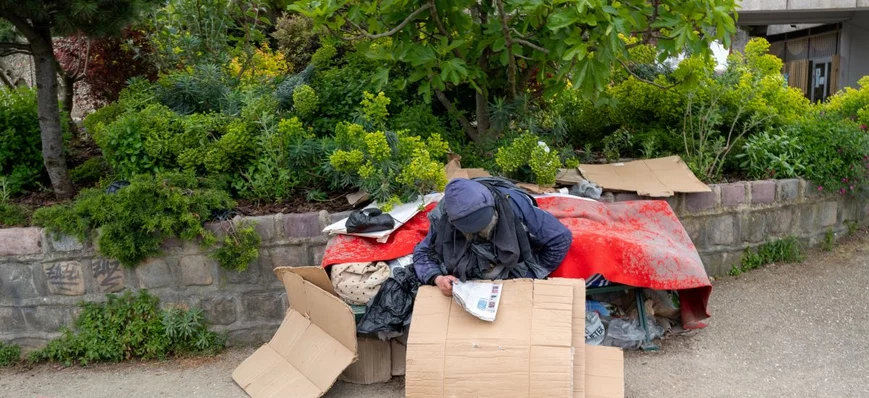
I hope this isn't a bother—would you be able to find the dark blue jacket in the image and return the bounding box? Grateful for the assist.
[413,186,573,284]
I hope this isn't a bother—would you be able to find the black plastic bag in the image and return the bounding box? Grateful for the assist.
[357,266,420,336]
[345,208,395,233]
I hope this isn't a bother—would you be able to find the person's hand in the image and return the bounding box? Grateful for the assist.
[434,275,459,296]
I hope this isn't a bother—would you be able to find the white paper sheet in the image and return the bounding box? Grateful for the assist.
[451,281,503,322]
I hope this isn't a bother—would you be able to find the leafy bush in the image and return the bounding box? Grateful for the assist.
[155,65,240,115]
[738,130,805,179]
[0,341,20,366]
[210,221,261,272]
[824,75,869,123]
[329,94,450,207]
[28,290,224,366]
[496,132,563,186]
[292,84,319,119]
[0,201,30,227]
[790,117,869,194]
[33,172,233,267]
[272,13,320,72]
[70,156,113,186]
[0,88,44,196]
[228,42,290,86]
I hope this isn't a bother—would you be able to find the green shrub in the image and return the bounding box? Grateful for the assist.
[824,76,869,123]
[495,132,563,186]
[0,202,30,227]
[272,13,320,72]
[329,103,450,207]
[737,130,806,180]
[210,221,261,272]
[70,157,113,186]
[0,87,44,196]
[0,341,20,366]
[292,84,319,119]
[28,290,224,366]
[33,172,234,267]
[791,117,869,194]
[155,64,239,115]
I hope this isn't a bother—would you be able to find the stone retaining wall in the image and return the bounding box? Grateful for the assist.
[2,178,866,349]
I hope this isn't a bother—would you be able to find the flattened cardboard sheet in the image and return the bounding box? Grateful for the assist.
[445,154,491,182]
[582,345,625,398]
[579,156,710,197]
[406,278,585,398]
[232,267,357,398]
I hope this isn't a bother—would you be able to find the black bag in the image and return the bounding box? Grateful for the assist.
[345,208,395,233]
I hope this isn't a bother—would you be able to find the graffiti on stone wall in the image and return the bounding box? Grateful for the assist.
[43,261,85,296]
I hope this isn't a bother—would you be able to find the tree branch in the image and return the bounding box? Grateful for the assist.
[514,38,548,54]
[348,4,433,40]
[0,11,40,41]
[434,86,478,142]
[495,0,518,99]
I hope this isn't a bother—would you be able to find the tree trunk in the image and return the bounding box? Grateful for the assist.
[60,72,78,137]
[30,30,73,200]
[434,87,479,142]
[475,92,490,138]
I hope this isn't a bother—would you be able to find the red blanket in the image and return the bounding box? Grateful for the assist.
[322,195,712,328]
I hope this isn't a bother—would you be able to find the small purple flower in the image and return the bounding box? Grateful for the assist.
[840,188,847,195]
[818,185,824,191]
[862,124,868,130]
[851,185,855,191]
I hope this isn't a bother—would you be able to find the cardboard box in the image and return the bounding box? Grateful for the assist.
[405,278,587,398]
[391,334,408,376]
[340,336,392,385]
[579,156,710,197]
[445,154,491,181]
[232,266,357,398]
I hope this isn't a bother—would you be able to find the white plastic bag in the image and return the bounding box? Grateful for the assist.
[585,311,606,345]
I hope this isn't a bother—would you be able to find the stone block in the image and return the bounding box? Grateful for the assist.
[204,220,231,239]
[282,212,323,239]
[766,209,794,236]
[0,307,26,333]
[91,258,125,293]
[135,258,173,289]
[21,306,77,332]
[776,179,801,203]
[750,180,776,205]
[699,252,728,277]
[180,255,214,286]
[0,264,38,299]
[708,216,737,246]
[223,259,262,285]
[246,215,278,242]
[227,325,280,346]
[0,227,42,256]
[42,261,85,296]
[242,292,286,322]
[805,180,824,199]
[799,205,818,233]
[680,218,706,248]
[269,245,309,268]
[200,296,238,325]
[309,244,327,267]
[330,211,354,224]
[720,183,747,208]
[684,187,720,213]
[48,234,85,252]
[742,213,766,243]
[819,201,838,227]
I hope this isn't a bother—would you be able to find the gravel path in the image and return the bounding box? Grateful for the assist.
[2,232,868,398]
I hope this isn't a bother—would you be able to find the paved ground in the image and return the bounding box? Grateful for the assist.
[2,232,868,398]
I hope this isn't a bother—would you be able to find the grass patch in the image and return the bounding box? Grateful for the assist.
[0,341,21,366]
[729,236,805,276]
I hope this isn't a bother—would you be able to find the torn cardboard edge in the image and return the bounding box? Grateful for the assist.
[579,155,710,197]
[232,266,357,398]
[445,153,491,181]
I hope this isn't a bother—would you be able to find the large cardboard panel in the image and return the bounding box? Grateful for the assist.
[584,346,625,398]
[579,156,710,197]
[406,279,586,398]
[232,267,357,398]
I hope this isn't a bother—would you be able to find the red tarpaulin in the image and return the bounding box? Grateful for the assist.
[322,195,712,328]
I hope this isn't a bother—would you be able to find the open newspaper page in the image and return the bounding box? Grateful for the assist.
[451,281,503,322]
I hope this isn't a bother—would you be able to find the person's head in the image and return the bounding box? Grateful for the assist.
[443,179,495,234]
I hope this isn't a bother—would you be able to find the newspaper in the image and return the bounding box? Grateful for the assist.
[451,281,503,322]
